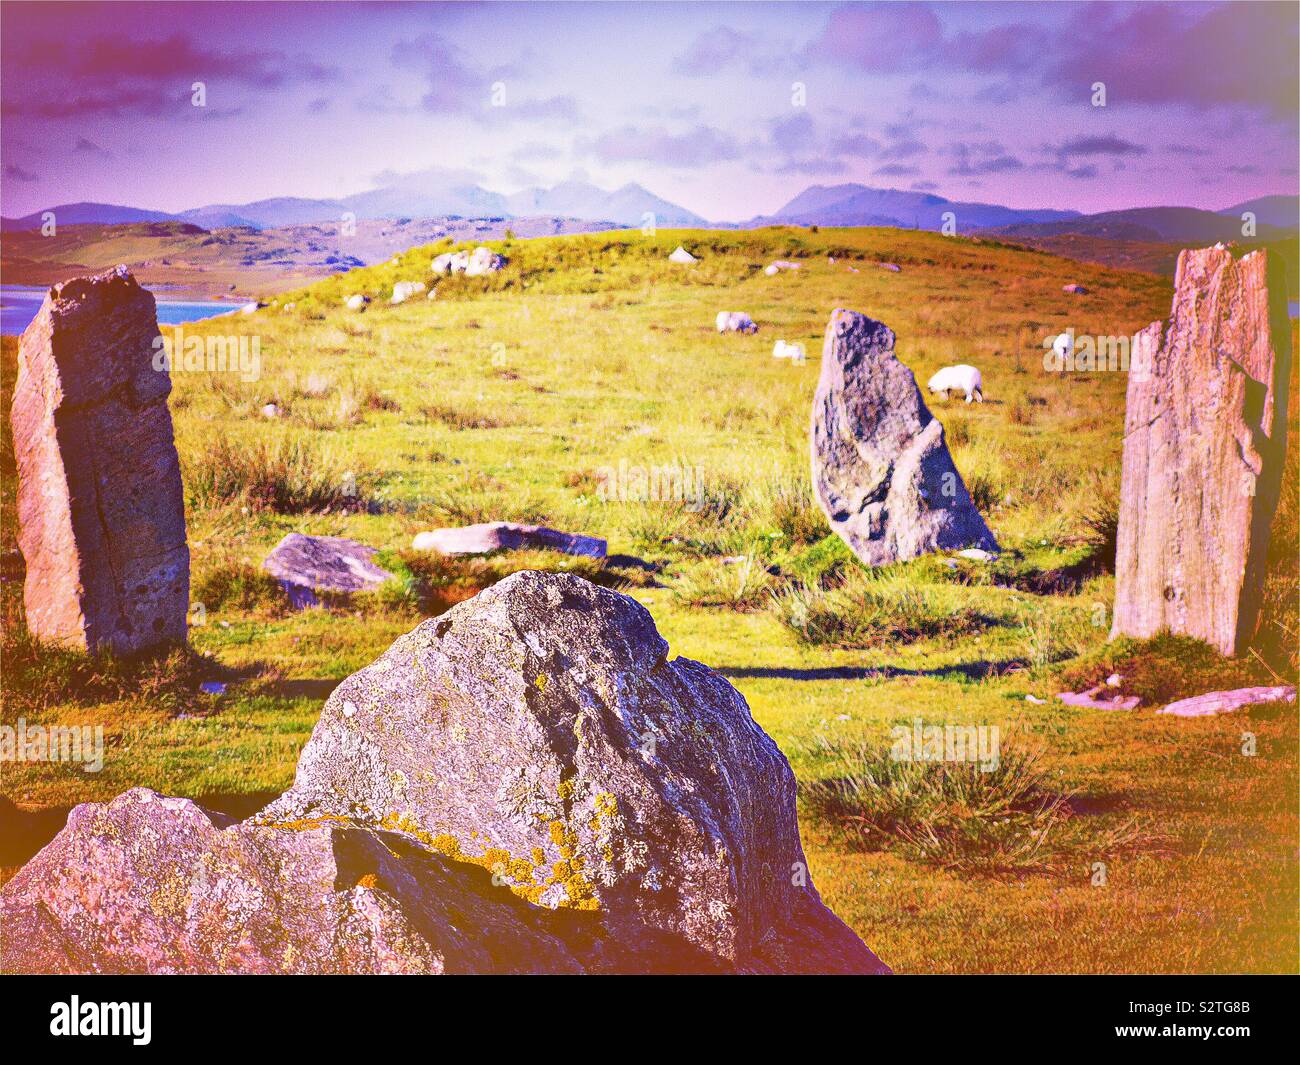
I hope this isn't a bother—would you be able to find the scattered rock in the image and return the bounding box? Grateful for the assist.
[239,301,262,314]
[764,260,801,276]
[1105,673,1123,688]
[878,262,902,272]
[262,533,394,609]
[344,294,369,311]
[810,308,1000,566]
[390,280,427,304]
[955,548,997,562]
[1062,284,1088,295]
[11,267,189,654]
[668,246,699,264]
[260,402,280,418]
[1110,246,1292,656]
[199,681,226,695]
[411,522,606,559]
[1024,694,1046,704]
[432,247,505,277]
[1056,686,1142,711]
[0,573,888,974]
[1156,685,1295,718]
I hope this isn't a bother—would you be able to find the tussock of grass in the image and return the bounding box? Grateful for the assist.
[671,555,774,611]
[181,434,363,514]
[773,572,1001,649]
[192,562,288,616]
[800,734,1148,874]
[0,625,220,718]
[1057,633,1262,705]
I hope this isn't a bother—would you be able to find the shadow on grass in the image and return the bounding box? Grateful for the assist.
[719,657,1031,682]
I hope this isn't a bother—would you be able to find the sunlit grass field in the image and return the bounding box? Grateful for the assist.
[2,226,1296,973]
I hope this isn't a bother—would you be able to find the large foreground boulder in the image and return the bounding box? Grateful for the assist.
[0,572,886,974]
[1110,246,1292,656]
[811,309,998,565]
[10,267,189,654]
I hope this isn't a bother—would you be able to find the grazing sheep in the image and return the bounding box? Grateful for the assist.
[716,311,758,334]
[926,364,983,403]
[772,339,806,362]
[344,294,369,311]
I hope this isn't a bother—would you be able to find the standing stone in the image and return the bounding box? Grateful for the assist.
[11,267,189,654]
[1111,246,1292,656]
[811,308,999,565]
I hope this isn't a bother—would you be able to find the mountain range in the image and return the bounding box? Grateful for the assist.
[2,176,1295,244]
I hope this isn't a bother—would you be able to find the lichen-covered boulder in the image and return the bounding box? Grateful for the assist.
[257,571,886,973]
[811,308,998,566]
[262,533,394,608]
[0,788,588,974]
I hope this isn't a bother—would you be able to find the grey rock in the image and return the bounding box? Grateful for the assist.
[1156,685,1295,718]
[810,308,999,566]
[263,533,394,608]
[411,522,606,559]
[10,267,189,654]
[258,571,886,973]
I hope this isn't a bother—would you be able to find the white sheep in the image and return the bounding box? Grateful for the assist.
[926,364,983,403]
[772,339,806,362]
[716,311,758,334]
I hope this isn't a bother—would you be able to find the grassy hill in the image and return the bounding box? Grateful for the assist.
[2,226,1296,973]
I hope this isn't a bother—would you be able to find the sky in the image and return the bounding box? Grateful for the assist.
[2,0,1297,221]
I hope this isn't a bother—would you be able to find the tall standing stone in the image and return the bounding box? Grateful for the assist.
[11,267,189,654]
[811,308,999,565]
[1111,245,1292,656]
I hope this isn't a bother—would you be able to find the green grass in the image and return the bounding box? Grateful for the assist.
[2,225,1296,973]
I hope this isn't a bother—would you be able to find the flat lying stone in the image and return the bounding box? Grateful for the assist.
[411,522,606,559]
[1156,685,1296,718]
[262,533,394,608]
[1056,687,1142,711]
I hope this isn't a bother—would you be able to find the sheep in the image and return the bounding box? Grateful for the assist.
[926,364,983,403]
[772,339,806,363]
[344,294,369,311]
[715,311,758,334]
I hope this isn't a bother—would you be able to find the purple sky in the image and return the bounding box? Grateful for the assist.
[2,1,1297,221]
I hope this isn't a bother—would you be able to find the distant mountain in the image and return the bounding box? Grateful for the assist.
[179,197,346,229]
[752,184,1080,231]
[983,206,1295,244]
[507,180,707,227]
[1217,195,1299,230]
[1,201,177,231]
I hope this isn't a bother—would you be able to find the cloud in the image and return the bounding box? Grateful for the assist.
[74,136,111,158]
[579,124,742,167]
[1055,135,1146,157]
[875,163,919,177]
[948,141,1023,176]
[807,3,941,71]
[672,26,760,75]
[4,164,38,182]
[2,32,340,118]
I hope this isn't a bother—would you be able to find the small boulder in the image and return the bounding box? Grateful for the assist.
[344,294,369,311]
[668,246,698,264]
[764,260,801,276]
[1062,284,1088,295]
[262,533,394,608]
[390,280,427,305]
[411,522,606,559]
[716,311,758,334]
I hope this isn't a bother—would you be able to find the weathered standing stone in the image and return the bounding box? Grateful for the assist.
[11,267,188,654]
[1110,246,1292,656]
[0,572,887,974]
[811,308,999,565]
[262,533,394,608]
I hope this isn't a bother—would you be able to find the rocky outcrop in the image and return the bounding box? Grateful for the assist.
[410,522,606,558]
[811,308,999,566]
[0,572,886,974]
[1110,246,1292,656]
[10,267,189,654]
[262,533,394,608]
